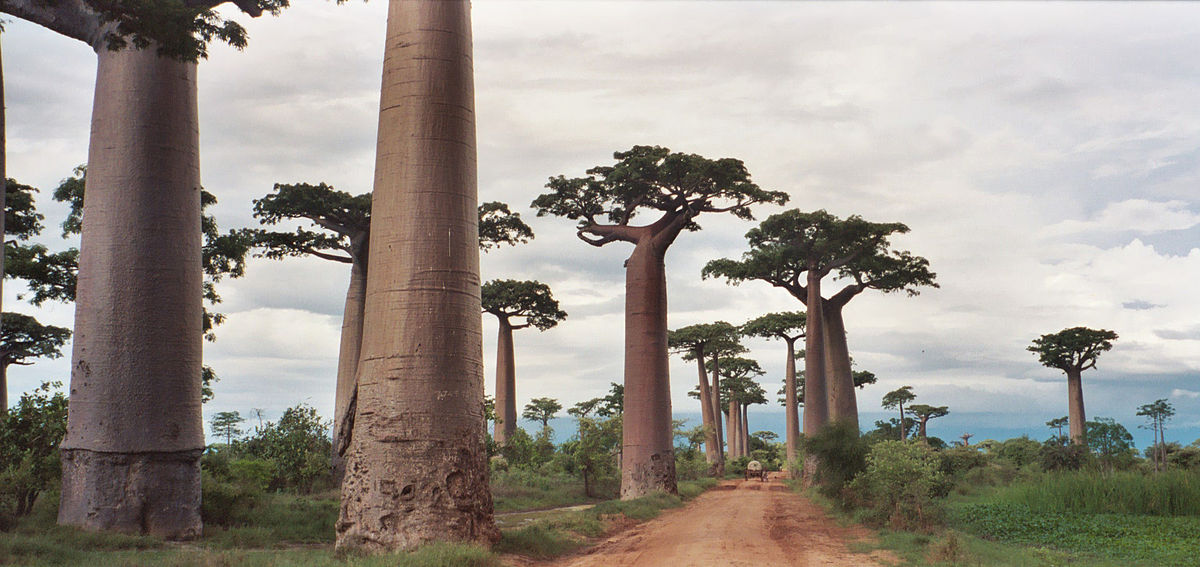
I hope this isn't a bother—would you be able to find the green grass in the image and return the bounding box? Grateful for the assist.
[992,470,1200,516]
[490,469,613,513]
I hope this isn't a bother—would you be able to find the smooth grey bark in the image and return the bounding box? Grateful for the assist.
[331,256,366,482]
[710,352,724,461]
[1066,368,1086,446]
[802,270,828,435]
[741,405,750,458]
[492,317,517,445]
[823,286,861,430]
[784,339,799,465]
[336,0,497,551]
[620,235,677,499]
[694,346,722,475]
[1,34,6,413]
[58,45,204,539]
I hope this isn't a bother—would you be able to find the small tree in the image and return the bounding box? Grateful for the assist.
[482,280,565,445]
[1137,399,1174,472]
[881,387,916,440]
[1028,327,1118,445]
[906,404,949,442]
[1046,416,1069,445]
[1086,417,1135,472]
[0,382,68,528]
[209,411,245,447]
[523,397,563,429]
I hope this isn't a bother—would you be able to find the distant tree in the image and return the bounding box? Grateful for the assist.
[523,397,563,429]
[248,182,532,476]
[1045,416,1069,445]
[572,414,621,498]
[905,404,948,441]
[241,403,332,493]
[710,357,765,459]
[1137,399,1175,472]
[1086,418,1134,472]
[209,411,244,446]
[482,280,565,445]
[740,311,805,465]
[534,145,787,498]
[1028,327,1118,446]
[881,386,916,440]
[704,209,934,435]
[0,313,70,412]
[668,321,740,475]
[959,433,973,447]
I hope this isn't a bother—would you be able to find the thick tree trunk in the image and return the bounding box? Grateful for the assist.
[493,317,517,445]
[619,238,677,499]
[898,403,907,440]
[726,400,739,458]
[58,46,203,539]
[802,270,827,435]
[710,354,724,462]
[918,418,928,440]
[695,350,721,475]
[1066,367,1086,446]
[1,36,6,413]
[741,406,750,456]
[784,339,799,466]
[824,304,858,430]
[336,0,498,551]
[332,258,366,483]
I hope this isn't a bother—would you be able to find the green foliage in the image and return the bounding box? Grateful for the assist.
[209,410,245,446]
[1028,326,1118,372]
[0,382,68,530]
[478,202,534,250]
[238,404,333,493]
[937,446,987,478]
[569,415,621,497]
[848,440,947,529]
[0,313,72,370]
[992,470,1200,516]
[805,420,869,498]
[532,145,788,237]
[989,436,1042,468]
[4,179,44,240]
[952,502,1200,565]
[1039,442,1089,472]
[495,524,582,559]
[668,321,742,362]
[522,397,563,428]
[1087,417,1136,471]
[739,311,805,341]
[482,280,567,331]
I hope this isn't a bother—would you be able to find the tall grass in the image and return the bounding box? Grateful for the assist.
[995,470,1200,516]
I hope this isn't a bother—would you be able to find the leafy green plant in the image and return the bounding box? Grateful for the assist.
[804,420,868,498]
[0,382,68,530]
[848,440,947,529]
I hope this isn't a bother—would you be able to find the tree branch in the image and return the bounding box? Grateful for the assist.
[578,223,643,247]
[1,0,104,47]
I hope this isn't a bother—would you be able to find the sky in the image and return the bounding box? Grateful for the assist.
[4,2,1200,450]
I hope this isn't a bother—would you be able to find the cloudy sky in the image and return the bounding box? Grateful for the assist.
[5,2,1199,448]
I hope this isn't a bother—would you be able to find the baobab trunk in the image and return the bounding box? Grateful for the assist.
[784,339,800,467]
[336,0,498,551]
[620,238,677,498]
[1,37,6,412]
[59,46,203,538]
[710,354,724,460]
[695,349,722,475]
[493,317,517,445]
[741,406,750,457]
[824,305,858,430]
[1066,368,1086,446]
[332,258,367,482]
[802,270,828,434]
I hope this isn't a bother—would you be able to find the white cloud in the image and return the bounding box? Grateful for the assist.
[1041,200,1200,238]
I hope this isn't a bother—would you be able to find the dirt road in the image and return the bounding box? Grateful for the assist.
[549,477,894,567]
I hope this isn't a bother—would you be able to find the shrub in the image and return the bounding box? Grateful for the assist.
[1039,442,1089,471]
[0,382,68,531]
[993,436,1041,467]
[938,446,987,477]
[229,458,273,491]
[239,403,333,493]
[201,471,260,527]
[848,440,947,530]
[674,450,709,481]
[805,420,868,498]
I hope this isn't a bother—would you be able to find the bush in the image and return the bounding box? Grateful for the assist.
[229,458,273,491]
[1039,442,1089,472]
[0,382,68,531]
[805,420,868,498]
[993,436,1041,467]
[239,403,333,493]
[848,440,947,530]
[673,449,709,481]
[938,446,987,477]
[201,471,260,527]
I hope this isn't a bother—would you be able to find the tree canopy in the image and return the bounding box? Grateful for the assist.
[522,397,562,428]
[668,321,742,359]
[740,311,806,341]
[481,280,566,331]
[0,312,71,370]
[532,145,788,248]
[1028,327,1119,373]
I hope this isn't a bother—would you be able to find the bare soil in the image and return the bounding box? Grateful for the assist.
[541,476,896,567]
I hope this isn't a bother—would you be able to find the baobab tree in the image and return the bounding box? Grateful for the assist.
[0,312,70,411]
[1028,326,1118,446]
[1,0,300,537]
[704,210,926,434]
[1137,398,1174,472]
[533,145,786,498]
[482,279,566,445]
[740,311,805,465]
[336,1,499,551]
[668,321,739,475]
[881,386,916,440]
[522,397,563,430]
[247,182,530,475]
[711,357,765,459]
[906,404,949,442]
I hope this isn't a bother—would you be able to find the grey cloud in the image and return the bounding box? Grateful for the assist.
[1123,300,1164,311]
